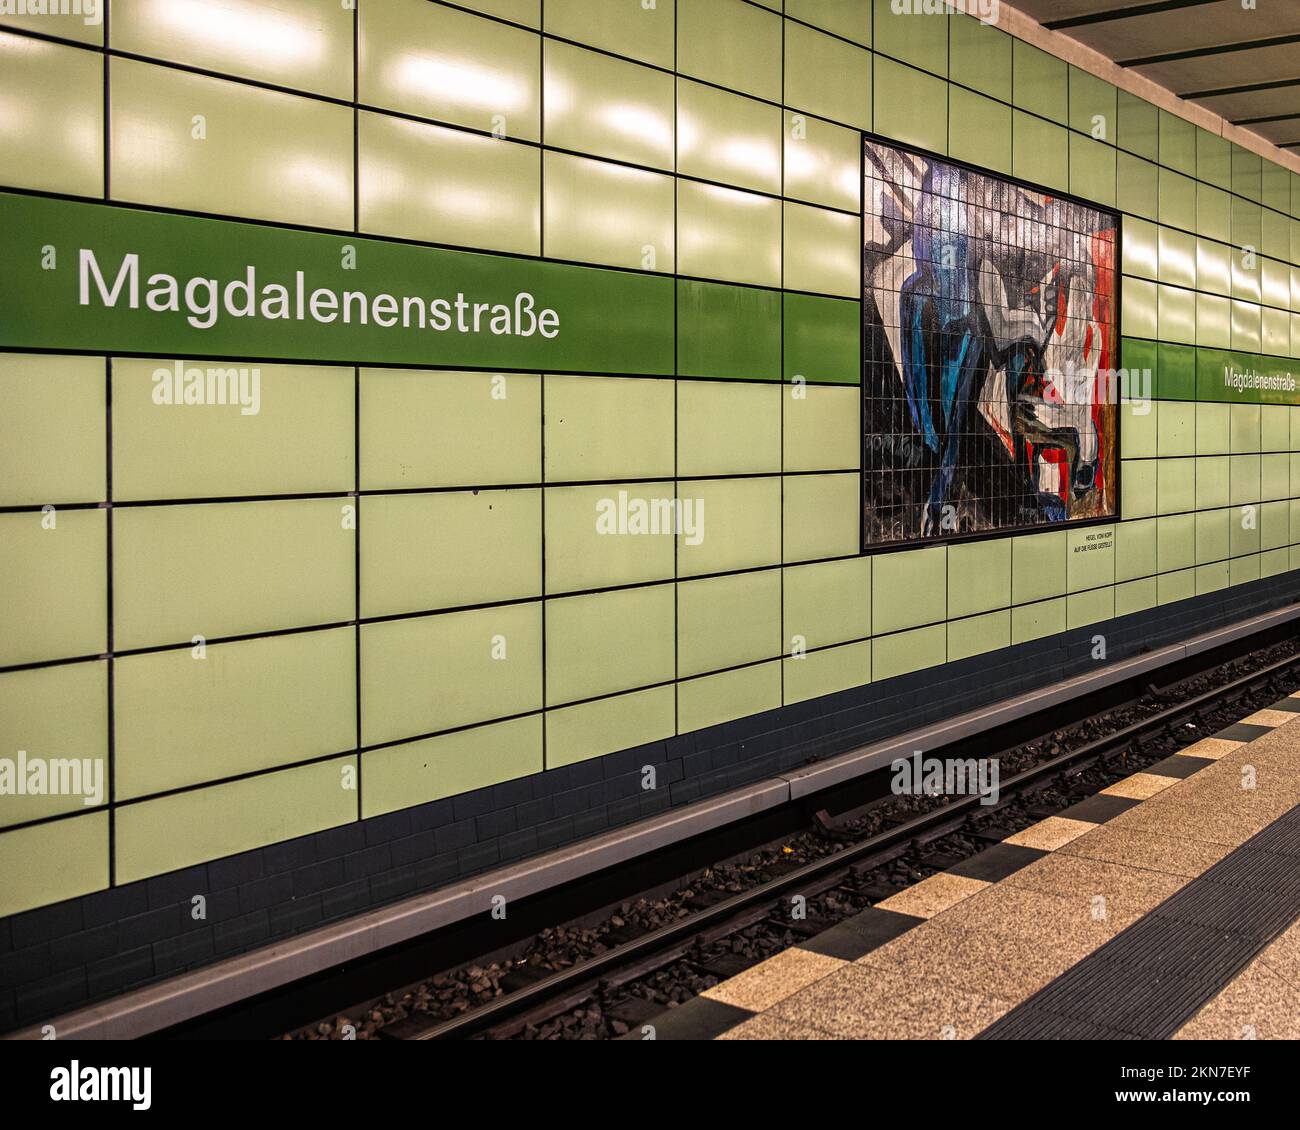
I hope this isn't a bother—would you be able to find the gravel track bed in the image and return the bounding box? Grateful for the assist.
[285,637,1300,1041]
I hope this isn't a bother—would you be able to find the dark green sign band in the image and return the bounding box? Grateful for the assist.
[0,192,860,384]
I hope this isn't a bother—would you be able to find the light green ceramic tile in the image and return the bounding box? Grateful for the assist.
[360,0,538,138]
[1120,402,1156,459]
[678,0,781,102]
[1012,39,1066,122]
[0,661,106,829]
[1260,499,1290,551]
[678,662,781,734]
[1259,547,1289,578]
[783,556,871,652]
[1261,453,1289,501]
[115,758,355,884]
[544,151,675,271]
[0,354,105,507]
[679,476,782,577]
[544,0,674,68]
[784,202,860,298]
[112,57,351,229]
[545,482,676,593]
[949,14,1010,101]
[784,111,861,211]
[678,79,781,195]
[114,499,354,649]
[1067,586,1114,630]
[0,509,106,667]
[1067,526,1116,592]
[1011,530,1067,605]
[0,32,102,197]
[946,539,1010,618]
[1196,403,1229,455]
[1069,133,1116,208]
[360,111,539,254]
[783,638,871,704]
[784,385,860,472]
[115,628,354,800]
[947,610,1010,662]
[678,569,781,677]
[677,180,781,288]
[1157,284,1195,345]
[124,0,354,99]
[1157,457,1196,515]
[362,490,541,618]
[113,359,354,501]
[361,369,538,488]
[1196,238,1230,296]
[1011,597,1066,644]
[786,21,872,130]
[948,90,1011,176]
[873,0,946,75]
[1068,66,1116,141]
[1195,560,1229,595]
[787,0,872,45]
[678,380,781,477]
[783,473,860,563]
[361,602,542,745]
[547,584,675,704]
[1116,517,1157,581]
[1195,455,1230,511]
[1115,577,1157,617]
[546,375,674,482]
[873,545,946,634]
[361,369,540,490]
[1230,454,1261,507]
[545,685,675,768]
[1157,227,1196,289]
[1121,458,1156,518]
[1196,292,1227,345]
[1156,513,1194,574]
[1156,400,1195,458]
[1195,508,1229,565]
[1157,567,1195,605]
[362,715,543,819]
[876,58,945,154]
[1230,504,1260,557]
[0,812,107,918]
[873,624,946,680]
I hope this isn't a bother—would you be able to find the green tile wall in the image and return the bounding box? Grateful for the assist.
[2,1,1300,918]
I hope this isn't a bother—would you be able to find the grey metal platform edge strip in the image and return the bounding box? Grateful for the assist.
[977,801,1300,1040]
[10,601,1300,1041]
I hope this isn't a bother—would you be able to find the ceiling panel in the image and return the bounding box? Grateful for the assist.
[1198,86,1300,122]
[1066,2,1299,60]
[1135,43,1300,95]
[1003,1,1300,167]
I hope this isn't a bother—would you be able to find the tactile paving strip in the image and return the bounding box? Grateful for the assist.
[978,803,1300,1040]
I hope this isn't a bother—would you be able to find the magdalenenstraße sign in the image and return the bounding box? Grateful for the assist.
[0,192,674,373]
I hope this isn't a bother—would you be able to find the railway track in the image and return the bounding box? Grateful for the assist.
[358,633,1300,1041]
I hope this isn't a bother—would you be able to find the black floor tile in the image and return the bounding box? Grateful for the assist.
[623,997,755,1041]
[1057,793,1142,825]
[1214,722,1273,742]
[948,842,1046,883]
[800,907,924,961]
[1146,754,1215,779]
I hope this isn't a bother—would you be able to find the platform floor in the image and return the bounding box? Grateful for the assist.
[646,696,1300,1040]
